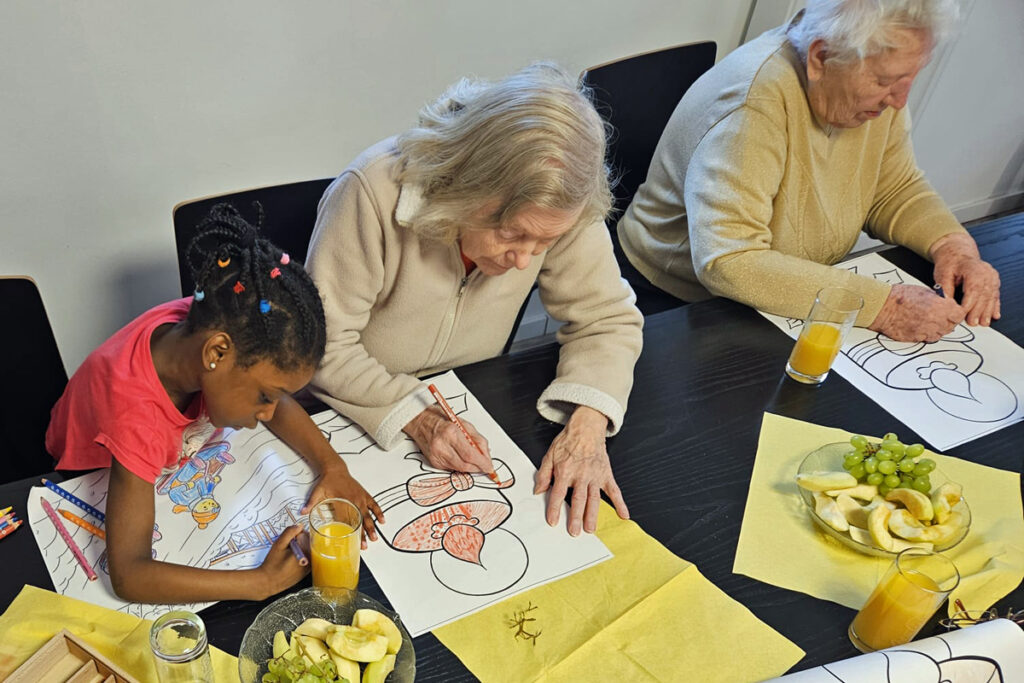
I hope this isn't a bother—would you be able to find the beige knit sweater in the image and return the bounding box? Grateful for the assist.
[617,24,966,326]
[306,139,643,449]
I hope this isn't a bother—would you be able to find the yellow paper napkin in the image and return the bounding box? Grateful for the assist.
[0,585,240,682]
[434,503,804,682]
[734,413,1024,616]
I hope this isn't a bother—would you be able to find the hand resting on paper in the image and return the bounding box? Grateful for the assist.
[930,232,1001,327]
[534,405,629,536]
[868,284,964,343]
[404,405,496,475]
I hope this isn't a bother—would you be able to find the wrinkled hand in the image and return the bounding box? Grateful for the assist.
[303,462,383,549]
[534,406,629,536]
[256,524,310,599]
[869,283,964,342]
[404,405,494,474]
[931,232,1001,326]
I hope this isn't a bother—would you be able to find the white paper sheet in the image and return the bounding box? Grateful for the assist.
[761,253,1024,450]
[766,618,1024,682]
[28,371,611,634]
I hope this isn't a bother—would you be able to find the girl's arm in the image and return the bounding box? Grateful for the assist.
[105,459,308,603]
[264,395,383,546]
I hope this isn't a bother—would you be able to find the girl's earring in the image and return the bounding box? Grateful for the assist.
[209,362,217,370]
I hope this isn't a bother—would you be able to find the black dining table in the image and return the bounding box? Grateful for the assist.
[2,212,1021,681]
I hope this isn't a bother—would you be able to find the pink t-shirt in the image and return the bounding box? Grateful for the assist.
[46,298,215,484]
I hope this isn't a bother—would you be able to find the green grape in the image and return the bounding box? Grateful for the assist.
[877,459,897,475]
[843,453,864,469]
[898,459,915,473]
[912,476,931,493]
[320,660,337,678]
[262,674,281,683]
[295,674,319,683]
[849,463,866,479]
[912,463,930,477]
[878,484,892,496]
[916,458,936,474]
[883,432,898,441]
[876,448,893,461]
[863,456,879,474]
[884,474,901,488]
[850,435,869,450]
[881,438,900,451]
[866,472,885,486]
[906,443,925,457]
[268,659,285,676]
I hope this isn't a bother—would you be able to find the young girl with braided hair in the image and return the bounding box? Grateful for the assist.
[46,203,382,604]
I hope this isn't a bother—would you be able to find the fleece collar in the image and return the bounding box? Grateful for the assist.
[394,183,424,227]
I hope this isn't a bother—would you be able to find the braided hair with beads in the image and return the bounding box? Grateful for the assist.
[184,202,326,371]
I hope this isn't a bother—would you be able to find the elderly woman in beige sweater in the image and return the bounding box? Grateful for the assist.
[618,0,1000,343]
[306,64,643,538]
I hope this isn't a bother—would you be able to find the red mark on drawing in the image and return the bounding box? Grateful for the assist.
[441,522,485,566]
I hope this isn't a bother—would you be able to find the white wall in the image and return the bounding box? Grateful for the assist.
[0,0,751,372]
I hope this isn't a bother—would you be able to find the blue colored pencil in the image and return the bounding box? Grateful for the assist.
[41,479,105,523]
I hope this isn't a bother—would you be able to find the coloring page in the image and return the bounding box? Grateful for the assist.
[28,371,611,633]
[761,252,1024,450]
[767,618,1024,682]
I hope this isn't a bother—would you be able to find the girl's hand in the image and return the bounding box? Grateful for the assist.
[404,406,495,474]
[256,524,310,599]
[302,462,384,549]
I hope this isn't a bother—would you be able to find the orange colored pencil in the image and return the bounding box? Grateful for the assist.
[0,520,22,540]
[427,384,501,485]
[59,509,106,540]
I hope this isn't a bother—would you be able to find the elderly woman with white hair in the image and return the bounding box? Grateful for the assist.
[306,64,643,537]
[617,0,1000,342]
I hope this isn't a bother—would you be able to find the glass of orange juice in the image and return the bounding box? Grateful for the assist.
[785,287,864,384]
[308,498,362,592]
[848,548,960,652]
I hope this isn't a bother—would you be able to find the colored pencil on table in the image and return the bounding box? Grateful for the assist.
[59,508,106,541]
[289,538,309,566]
[0,513,16,528]
[427,383,501,485]
[0,520,22,540]
[0,506,11,517]
[41,479,105,523]
[40,499,98,581]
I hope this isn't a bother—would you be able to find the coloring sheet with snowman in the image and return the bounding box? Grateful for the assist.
[28,371,611,634]
[766,618,1024,682]
[761,252,1024,450]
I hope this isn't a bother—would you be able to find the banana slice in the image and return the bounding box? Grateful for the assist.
[327,625,389,663]
[885,488,934,521]
[352,609,403,655]
[797,471,858,492]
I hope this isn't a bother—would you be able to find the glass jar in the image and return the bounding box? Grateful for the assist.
[150,609,215,683]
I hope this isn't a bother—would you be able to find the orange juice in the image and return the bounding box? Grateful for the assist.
[849,569,943,651]
[788,322,842,377]
[310,521,360,590]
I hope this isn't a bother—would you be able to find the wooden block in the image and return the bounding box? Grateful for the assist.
[6,629,141,683]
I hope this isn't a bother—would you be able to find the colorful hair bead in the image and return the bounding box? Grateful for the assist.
[259,300,271,314]
[279,253,291,265]
[193,289,205,302]
[269,267,282,279]
[233,281,245,294]
[217,256,231,268]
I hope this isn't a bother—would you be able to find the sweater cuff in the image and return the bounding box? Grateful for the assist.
[374,384,434,450]
[537,383,626,436]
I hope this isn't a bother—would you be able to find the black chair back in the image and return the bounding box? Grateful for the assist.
[172,178,334,295]
[582,41,717,218]
[0,277,67,483]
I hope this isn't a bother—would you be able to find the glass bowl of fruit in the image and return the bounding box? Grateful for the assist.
[795,434,970,558]
[238,586,415,683]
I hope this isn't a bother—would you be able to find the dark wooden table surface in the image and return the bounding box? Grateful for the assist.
[2,212,1021,681]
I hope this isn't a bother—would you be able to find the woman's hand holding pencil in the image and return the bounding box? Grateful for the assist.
[404,385,500,482]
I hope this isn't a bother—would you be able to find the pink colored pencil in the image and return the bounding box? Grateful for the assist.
[0,513,16,528]
[40,499,98,581]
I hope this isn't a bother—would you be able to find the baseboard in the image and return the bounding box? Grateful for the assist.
[951,191,1024,224]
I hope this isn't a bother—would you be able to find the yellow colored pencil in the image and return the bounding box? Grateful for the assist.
[59,508,106,540]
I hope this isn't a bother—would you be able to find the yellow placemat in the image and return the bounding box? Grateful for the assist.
[735,413,1024,616]
[0,585,240,682]
[434,503,804,682]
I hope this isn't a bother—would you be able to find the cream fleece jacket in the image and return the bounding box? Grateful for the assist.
[617,24,966,327]
[306,138,643,449]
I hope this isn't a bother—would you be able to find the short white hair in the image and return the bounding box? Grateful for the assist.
[788,0,960,65]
